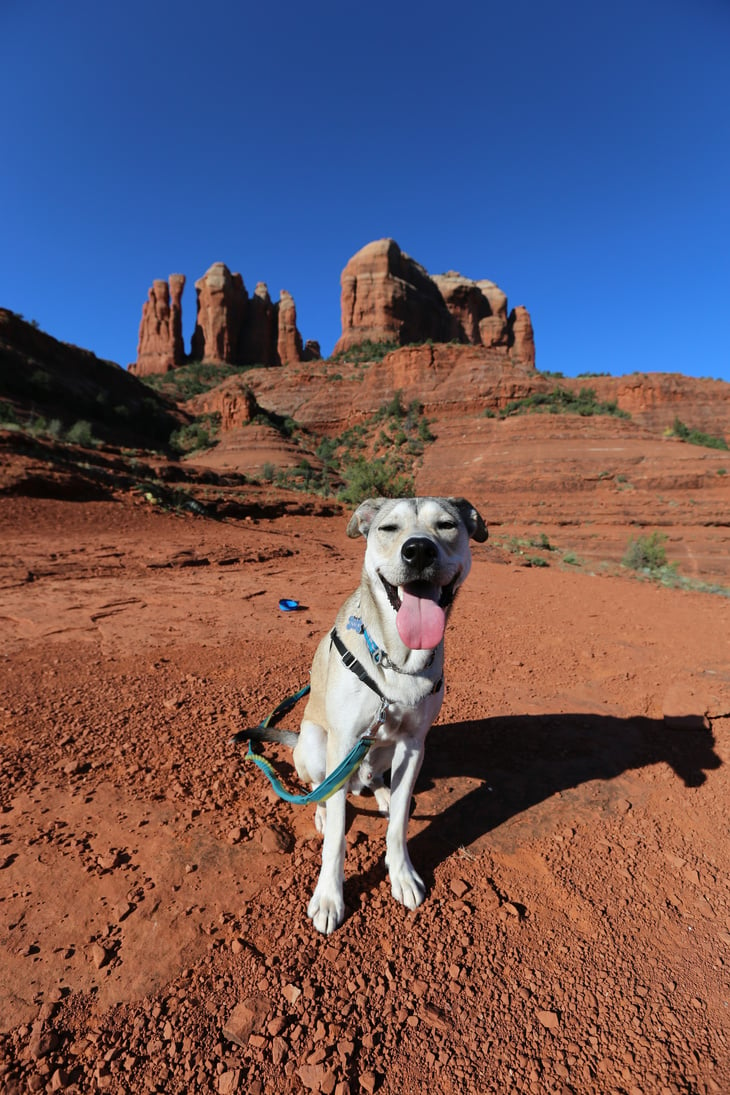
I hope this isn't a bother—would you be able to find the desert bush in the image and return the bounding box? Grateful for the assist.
[330,340,398,365]
[670,417,728,451]
[622,531,671,573]
[142,361,257,401]
[65,420,96,447]
[169,421,216,455]
[338,456,413,504]
[500,386,630,420]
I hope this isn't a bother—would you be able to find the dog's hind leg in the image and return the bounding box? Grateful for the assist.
[373,784,391,816]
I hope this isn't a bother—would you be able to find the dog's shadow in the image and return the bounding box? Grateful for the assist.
[347,712,722,898]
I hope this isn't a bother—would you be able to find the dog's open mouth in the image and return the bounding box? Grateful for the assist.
[379,573,459,650]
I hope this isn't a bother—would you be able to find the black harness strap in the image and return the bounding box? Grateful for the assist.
[330,628,384,698]
[329,627,443,698]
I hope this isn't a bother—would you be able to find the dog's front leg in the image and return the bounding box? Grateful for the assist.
[307,780,347,934]
[385,736,426,910]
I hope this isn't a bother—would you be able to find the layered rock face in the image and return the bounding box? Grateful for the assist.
[333,239,534,367]
[186,375,259,431]
[133,275,186,376]
[132,264,306,374]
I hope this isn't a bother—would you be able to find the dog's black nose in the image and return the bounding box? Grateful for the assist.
[401,537,438,571]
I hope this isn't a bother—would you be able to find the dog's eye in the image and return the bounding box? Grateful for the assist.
[436,520,457,531]
[378,523,399,533]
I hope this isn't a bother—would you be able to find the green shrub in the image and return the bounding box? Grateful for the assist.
[622,531,671,573]
[500,386,630,420]
[338,457,413,504]
[65,420,96,447]
[330,340,398,365]
[670,417,728,451]
[142,361,257,401]
[169,421,216,455]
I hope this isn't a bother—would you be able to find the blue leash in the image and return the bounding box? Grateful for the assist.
[243,684,382,805]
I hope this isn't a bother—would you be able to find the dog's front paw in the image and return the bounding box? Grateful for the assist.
[307,885,345,934]
[389,864,426,911]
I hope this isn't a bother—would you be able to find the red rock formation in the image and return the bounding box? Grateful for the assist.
[334,240,529,361]
[186,268,304,368]
[333,239,453,354]
[276,290,304,366]
[303,340,322,361]
[132,275,186,376]
[508,305,536,369]
[476,279,507,320]
[185,375,259,431]
[240,283,277,367]
[190,263,247,365]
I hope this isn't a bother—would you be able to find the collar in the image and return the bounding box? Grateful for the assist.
[346,614,437,674]
[331,619,443,700]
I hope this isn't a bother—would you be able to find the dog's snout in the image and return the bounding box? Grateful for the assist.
[401,536,438,571]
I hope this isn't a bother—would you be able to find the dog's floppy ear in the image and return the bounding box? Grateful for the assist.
[450,497,488,542]
[346,497,388,538]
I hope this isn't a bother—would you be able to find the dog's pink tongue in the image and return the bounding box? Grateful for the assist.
[396,582,446,650]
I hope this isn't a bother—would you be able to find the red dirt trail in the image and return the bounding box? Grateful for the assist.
[1,492,729,1094]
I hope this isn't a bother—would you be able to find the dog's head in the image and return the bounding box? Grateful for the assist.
[347,496,487,651]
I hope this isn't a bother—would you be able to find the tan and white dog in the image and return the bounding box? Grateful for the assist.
[293,496,487,934]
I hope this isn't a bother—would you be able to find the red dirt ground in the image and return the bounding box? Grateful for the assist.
[1,482,729,1094]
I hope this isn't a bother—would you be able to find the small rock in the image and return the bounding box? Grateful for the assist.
[536,1009,560,1030]
[89,943,110,970]
[282,983,302,1006]
[272,1035,288,1065]
[223,996,270,1047]
[29,1030,59,1059]
[267,1015,287,1037]
[259,825,293,853]
[114,901,134,923]
[298,1064,336,1093]
[449,877,470,898]
[360,1071,378,1094]
[217,1069,240,1094]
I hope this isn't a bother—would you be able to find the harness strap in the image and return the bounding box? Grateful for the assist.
[330,627,385,699]
[332,626,443,697]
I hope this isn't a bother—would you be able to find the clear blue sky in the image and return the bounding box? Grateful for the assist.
[2,0,729,380]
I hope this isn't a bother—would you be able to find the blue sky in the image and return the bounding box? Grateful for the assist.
[2,0,729,380]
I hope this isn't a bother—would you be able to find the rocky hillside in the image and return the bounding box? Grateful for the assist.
[0,308,186,449]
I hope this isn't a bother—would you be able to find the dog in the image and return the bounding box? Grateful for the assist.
[293,495,487,934]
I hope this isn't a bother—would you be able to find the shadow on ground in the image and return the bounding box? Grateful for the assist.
[413,712,720,868]
[344,712,721,901]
